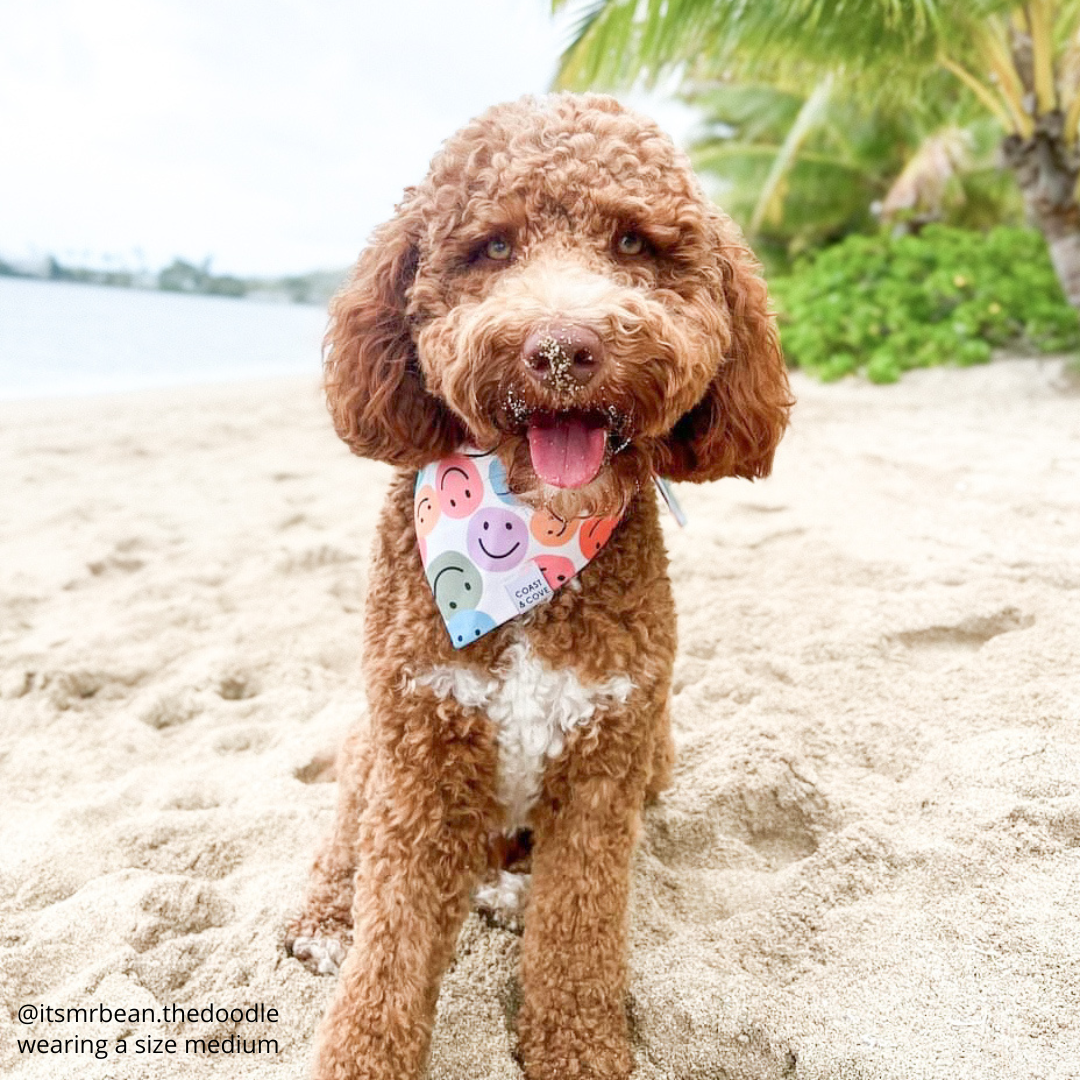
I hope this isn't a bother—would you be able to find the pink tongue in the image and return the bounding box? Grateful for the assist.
[527,417,608,489]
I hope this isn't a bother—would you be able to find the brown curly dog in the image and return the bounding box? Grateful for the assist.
[286,92,792,1080]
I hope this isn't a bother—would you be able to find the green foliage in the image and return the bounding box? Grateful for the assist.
[4,251,342,305]
[687,78,1020,263]
[772,225,1080,382]
[553,0,955,92]
[158,258,247,297]
[50,260,136,287]
[688,80,883,255]
[554,2,1030,266]
[552,0,1080,315]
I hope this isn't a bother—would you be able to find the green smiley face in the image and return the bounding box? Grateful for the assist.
[425,551,483,621]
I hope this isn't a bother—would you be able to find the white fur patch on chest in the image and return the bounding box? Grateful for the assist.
[412,639,633,832]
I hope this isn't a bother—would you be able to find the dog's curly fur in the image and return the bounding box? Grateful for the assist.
[286,93,792,1080]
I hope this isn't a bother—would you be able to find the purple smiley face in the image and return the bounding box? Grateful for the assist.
[467,508,528,572]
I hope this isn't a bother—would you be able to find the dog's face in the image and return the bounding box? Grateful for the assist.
[326,94,791,519]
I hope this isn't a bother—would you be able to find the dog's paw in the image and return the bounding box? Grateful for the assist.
[285,934,347,976]
[473,870,530,927]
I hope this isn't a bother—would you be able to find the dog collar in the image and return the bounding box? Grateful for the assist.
[414,447,622,649]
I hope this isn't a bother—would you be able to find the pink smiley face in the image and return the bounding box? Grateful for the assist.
[436,456,483,518]
[579,515,619,559]
[414,485,440,538]
[530,508,579,548]
[534,554,576,590]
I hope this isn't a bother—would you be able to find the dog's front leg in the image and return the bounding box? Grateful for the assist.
[310,694,499,1080]
[517,743,648,1080]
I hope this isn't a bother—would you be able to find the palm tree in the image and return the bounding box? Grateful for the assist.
[684,77,1020,261]
[553,0,1080,309]
[687,77,891,256]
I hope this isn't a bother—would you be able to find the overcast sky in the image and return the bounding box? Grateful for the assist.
[1,0,694,277]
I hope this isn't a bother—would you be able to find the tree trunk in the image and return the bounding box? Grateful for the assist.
[1002,110,1080,311]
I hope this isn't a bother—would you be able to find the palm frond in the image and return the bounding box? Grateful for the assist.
[1061,13,1080,143]
[554,0,638,89]
[938,55,1014,131]
[1028,0,1059,112]
[682,80,806,142]
[552,0,1042,259]
[555,0,976,92]
[751,75,835,232]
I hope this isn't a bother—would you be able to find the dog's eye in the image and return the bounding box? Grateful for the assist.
[615,231,647,257]
[484,237,512,261]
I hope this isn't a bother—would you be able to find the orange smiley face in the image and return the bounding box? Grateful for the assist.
[578,515,619,559]
[414,485,440,538]
[436,456,483,518]
[530,508,579,547]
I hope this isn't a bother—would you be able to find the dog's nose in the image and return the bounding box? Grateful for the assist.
[521,325,605,390]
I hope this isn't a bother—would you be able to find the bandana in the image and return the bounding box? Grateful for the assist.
[414,447,623,648]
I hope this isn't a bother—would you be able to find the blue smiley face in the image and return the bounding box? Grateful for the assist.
[425,551,483,621]
[447,609,496,648]
[486,455,516,504]
[467,508,529,572]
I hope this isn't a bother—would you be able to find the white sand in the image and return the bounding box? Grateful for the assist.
[1,359,1078,1079]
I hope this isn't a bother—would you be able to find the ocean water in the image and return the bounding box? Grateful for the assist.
[0,277,328,400]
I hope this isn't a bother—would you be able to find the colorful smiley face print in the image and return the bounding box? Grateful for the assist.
[425,551,483,621]
[530,507,579,547]
[579,516,619,559]
[467,508,529,572]
[436,456,483,518]
[414,485,440,538]
[415,446,625,648]
[487,454,516,504]
[446,609,497,648]
[534,554,576,590]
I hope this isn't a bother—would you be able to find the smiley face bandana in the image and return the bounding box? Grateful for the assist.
[414,448,622,649]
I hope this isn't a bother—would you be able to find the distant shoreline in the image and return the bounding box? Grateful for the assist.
[0,256,346,307]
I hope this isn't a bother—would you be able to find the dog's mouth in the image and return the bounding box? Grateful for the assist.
[517,407,631,490]
[526,413,606,489]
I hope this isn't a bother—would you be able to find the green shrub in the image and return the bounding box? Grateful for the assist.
[771,225,1080,383]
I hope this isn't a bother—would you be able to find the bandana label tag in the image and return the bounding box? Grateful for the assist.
[504,565,554,613]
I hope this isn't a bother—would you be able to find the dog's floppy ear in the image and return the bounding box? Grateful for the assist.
[324,207,462,466]
[658,213,793,482]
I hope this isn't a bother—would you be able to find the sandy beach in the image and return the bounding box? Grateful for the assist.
[1,358,1078,1079]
